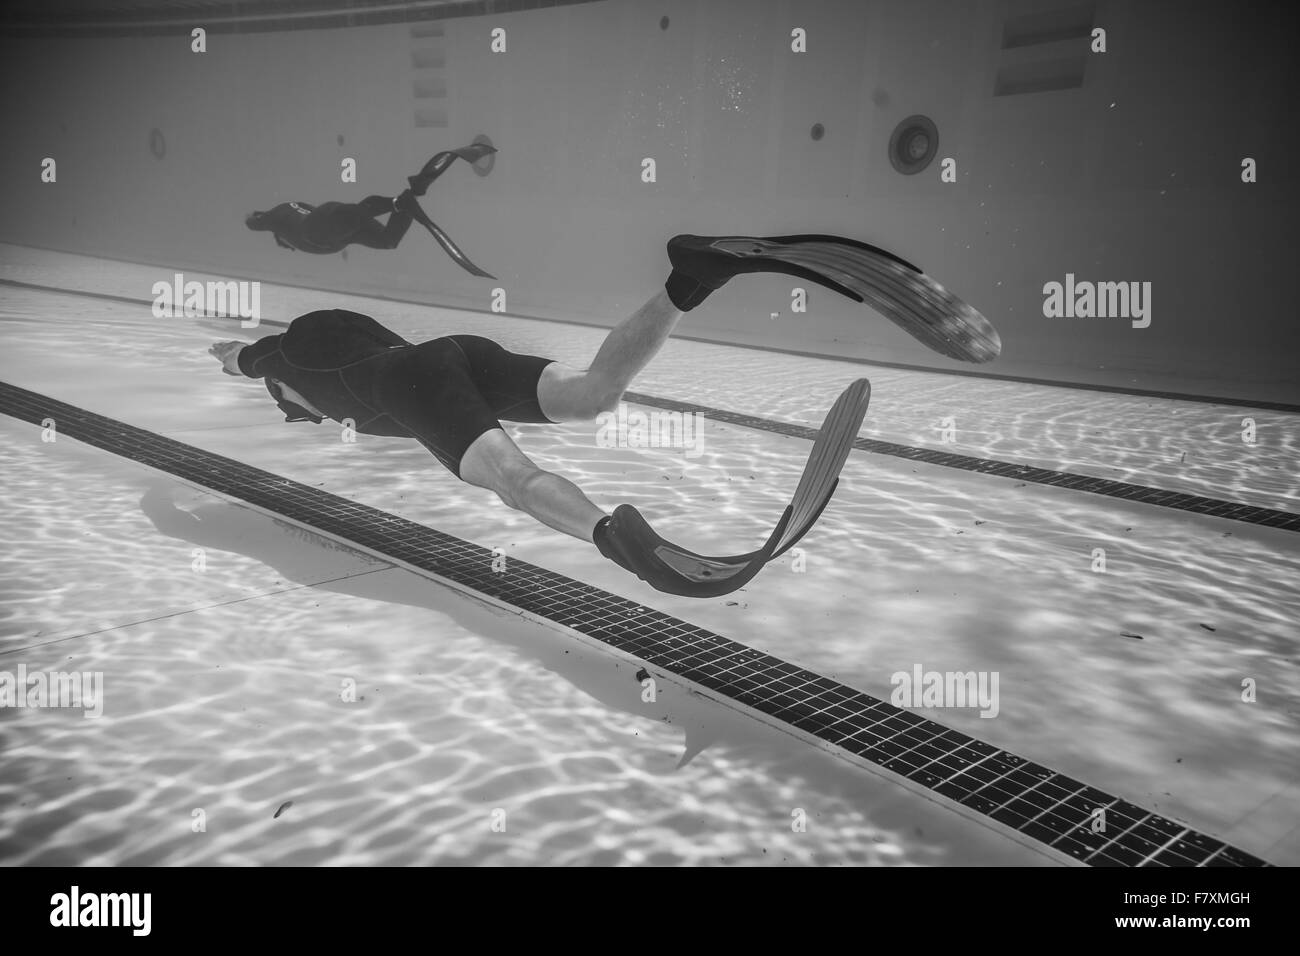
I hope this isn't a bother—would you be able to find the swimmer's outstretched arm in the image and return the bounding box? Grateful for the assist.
[209,340,248,375]
[460,427,608,542]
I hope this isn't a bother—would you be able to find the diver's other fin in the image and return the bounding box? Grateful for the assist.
[595,378,869,598]
[598,502,792,598]
[400,193,496,278]
[419,217,496,279]
[674,234,1001,364]
[449,142,498,164]
[772,377,870,557]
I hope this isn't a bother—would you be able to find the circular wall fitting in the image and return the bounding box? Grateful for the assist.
[888,114,938,175]
[148,128,166,160]
[470,133,496,177]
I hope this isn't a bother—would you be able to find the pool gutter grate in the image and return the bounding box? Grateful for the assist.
[0,379,1272,867]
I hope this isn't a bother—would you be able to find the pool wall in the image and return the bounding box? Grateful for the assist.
[1,0,1296,401]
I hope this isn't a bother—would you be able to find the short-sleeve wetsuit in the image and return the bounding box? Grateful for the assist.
[237,309,555,477]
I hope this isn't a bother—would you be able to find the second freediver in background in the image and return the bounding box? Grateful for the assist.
[244,142,498,277]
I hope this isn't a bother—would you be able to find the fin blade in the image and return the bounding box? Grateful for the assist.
[417,143,498,184]
[709,236,1000,364]
[610,376,867,595]
[711,234,922,274]
[406,198,496,278]
[766,242,1000,363]
[762,234,923,274]
[772,478,836,559]
[772,378,870,556]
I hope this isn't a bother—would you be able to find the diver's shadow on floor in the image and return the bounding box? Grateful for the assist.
[138,480,737,764]
[136,479,989,864]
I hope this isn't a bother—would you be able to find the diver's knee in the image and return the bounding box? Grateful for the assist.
[595,383,625,415]
[574,377,624,419]
[537,364,619,421]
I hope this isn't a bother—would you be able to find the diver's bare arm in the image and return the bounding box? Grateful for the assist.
[209,341,247,376]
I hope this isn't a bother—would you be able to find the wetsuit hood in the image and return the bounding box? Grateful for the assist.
[237,310,412,424]
[278,310,412,370]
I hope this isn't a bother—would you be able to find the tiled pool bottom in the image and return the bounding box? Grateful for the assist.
[0,388,1270,866]
[0,415,1044,867]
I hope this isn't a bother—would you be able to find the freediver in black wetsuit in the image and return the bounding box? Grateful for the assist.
[244,143,498,277]
[210,233,1000,597]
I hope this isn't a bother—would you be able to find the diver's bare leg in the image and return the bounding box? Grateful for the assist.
[459,428,607,541]
[537,288,683,422]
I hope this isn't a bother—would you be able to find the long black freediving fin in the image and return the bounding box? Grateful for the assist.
[771,376,870,557]
[409,142,498,194]
[670,234,1001,364]
[399,193,496,279]
[596,503,791,598]
[595,378,871,598]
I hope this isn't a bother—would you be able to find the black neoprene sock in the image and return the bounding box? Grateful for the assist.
[664,270,716,312]
[663,234,747,311]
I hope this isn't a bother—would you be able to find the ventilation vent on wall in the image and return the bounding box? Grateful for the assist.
[1001,4,1096,49]
[414,77,448,99]
[994,1,1095,97]
[410,23,448,129]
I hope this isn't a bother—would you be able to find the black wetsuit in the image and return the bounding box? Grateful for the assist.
[237,310,555,477]
[254,198,414,254]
